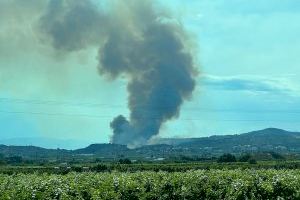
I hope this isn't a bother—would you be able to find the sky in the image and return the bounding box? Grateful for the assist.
[0,0,300,148]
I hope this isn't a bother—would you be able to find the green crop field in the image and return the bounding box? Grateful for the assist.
[1,169,299,200]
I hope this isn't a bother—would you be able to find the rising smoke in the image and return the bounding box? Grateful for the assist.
[38,0,197,147]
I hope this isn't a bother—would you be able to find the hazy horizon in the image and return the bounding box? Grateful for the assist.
[0,127,295,150]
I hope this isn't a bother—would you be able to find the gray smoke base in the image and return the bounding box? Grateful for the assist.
[39,0,197,147]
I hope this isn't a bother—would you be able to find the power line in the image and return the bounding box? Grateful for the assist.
[0,110,112,119]
[0,97,113,108]
[1,97,300,114]
[0,109,299,123]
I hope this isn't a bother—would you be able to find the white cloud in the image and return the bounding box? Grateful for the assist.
[201,74,300,96]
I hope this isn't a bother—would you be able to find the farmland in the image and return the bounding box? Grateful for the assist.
[0,169,299,199]
[1,128,300,199]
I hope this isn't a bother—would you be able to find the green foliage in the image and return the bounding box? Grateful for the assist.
[248,158,257,164]
[0,154,4,165]
[3,160,300,175]
[239,154,257,164]
[94,164,108,172]
[0,170,300,199]
[6,156,23,164]
[218,154,237,163]
[239,154,252,162]
[119,158,132,164]
[269,152,285,160]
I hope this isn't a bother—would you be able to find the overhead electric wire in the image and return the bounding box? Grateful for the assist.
[0,110,113,119]
[1,97,300,114]
[0,109,299,123]
[1,97,299,122]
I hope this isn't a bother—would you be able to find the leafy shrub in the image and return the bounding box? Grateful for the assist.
[218,153,237,163]
[248,158,257,164]
[239,154,252,162]
[1,170,300,199]
[119,158,132,164]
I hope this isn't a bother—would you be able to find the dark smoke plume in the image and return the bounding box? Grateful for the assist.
[39,0,197,147]
[39,0,107,52]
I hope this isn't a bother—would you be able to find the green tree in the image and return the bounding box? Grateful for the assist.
[6,156,23,164]
[248,158,257,164]
[119,158,132,164]
[217,153,236,163]
[270,152,285,160]
[239,154,251,162]
[0,154,5,165]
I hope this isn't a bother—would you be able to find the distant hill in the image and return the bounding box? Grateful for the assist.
[0,137,90,150]
[0,128,300,159]
[0,145,69,159]
[74,144,129,156]
[55,128,300,156]
[175,128,300,151]
[155,128,300,146]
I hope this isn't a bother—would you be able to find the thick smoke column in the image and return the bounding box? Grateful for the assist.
[38,0,108,52]
[39,0,197,147]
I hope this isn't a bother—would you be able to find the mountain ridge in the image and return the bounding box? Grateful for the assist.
[0,137,91,150]
[1,128,300,158]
